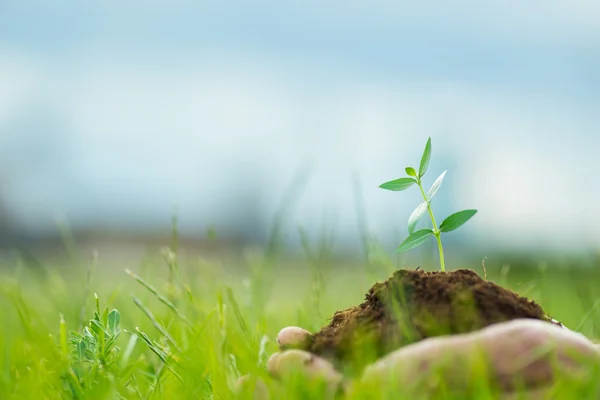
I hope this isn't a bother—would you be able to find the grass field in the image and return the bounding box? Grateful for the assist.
[1,240,600,399]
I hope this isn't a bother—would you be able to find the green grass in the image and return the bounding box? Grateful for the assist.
[1,243,600,399]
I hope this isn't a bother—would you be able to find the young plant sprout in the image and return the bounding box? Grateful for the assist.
[379,137,477,272]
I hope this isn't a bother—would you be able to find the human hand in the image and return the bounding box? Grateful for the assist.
[263,319,600,398]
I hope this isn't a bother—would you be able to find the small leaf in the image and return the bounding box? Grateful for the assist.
[419,137,432,178]
[408,201,429,234]
[107,309,121,335]
[379,177,416,191]
[90,319,104,334]
[90,319,107,341]
[439,210,478,233]
[104,336,117,355]
[70,331,83,340]
[102,307,109,326]
[405,167,417,178]
[427,170,447,200]
[396,229,434,253]
[77,339,87,360]
[83,326,94,340]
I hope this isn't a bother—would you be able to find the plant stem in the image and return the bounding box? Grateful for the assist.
[417,179,446,272]
[435,234,446,272]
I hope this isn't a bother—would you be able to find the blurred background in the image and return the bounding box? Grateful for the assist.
[1,1,599,261]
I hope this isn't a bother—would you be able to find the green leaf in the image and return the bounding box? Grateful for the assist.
[396,229,434,253]
[77,339,87,360]
[90,320,107,348]
[426,170,447,200]
[379,177,416,191]
[419,137,432,178]
[408,201,429,234]
[107,309,121,335]
[104,336,117,355]
[102,307,109,326]
[89,319,105,336]
[405,167,417,178]
[439,210,478,233]
[83,326,94,341]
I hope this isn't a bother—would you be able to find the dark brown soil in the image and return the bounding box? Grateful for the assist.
[309,268,551,370]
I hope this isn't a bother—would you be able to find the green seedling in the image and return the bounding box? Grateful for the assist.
[379,137,477,272]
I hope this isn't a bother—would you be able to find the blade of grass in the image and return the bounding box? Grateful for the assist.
[226,287,249,335]
[59,313,69,357]
[135,328,182,383]
[132,296,182,352]
[575,298,600,331]
[78,251,98,329]
[125,269,192,328]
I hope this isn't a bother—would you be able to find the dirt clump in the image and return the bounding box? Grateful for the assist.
[309,268,551,370]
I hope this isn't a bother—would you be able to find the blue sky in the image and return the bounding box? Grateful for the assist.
[1,1,599,252]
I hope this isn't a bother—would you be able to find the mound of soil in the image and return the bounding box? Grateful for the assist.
[309,268,552,370]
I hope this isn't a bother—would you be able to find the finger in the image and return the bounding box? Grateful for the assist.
[277,326,313,350]
[500,386,551,400]
[360,319,600,393]
[234,375,270,400]
[267,349,343,394]
[359,328,475,392]
[479,319,600,390]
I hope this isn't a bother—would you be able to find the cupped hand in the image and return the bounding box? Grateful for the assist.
[263,319,600,398]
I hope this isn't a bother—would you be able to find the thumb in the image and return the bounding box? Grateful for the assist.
[277,326,313,351]
[267,349,343,396]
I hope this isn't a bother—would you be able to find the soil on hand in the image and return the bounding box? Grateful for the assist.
[309,268,551,369]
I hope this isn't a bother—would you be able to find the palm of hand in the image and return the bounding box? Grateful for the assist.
[239,319,600,399]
